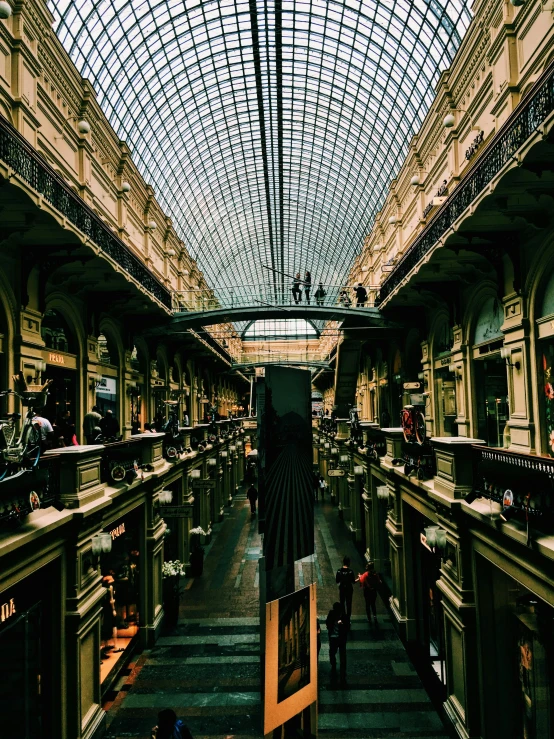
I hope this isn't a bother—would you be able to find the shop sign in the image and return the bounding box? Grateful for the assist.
[160,505,193,518]
[48,352,65,365]
[109,522,126,540]
[440,356,452,366]
[191,479,216,488]
[328,469,345,477]
[0,598,16,623]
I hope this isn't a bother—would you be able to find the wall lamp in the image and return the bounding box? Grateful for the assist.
[353,465,364,475]
[376,485,389,501]
[208,458,217,466]
[166,248,176,257]
[55,115,91,139]
[220,450,228,458]
[443,109,480,132]
[388,215,398,225]
[340,454,349,463]
[410,174,421,186]
[159,489,173,505]
[500,346,521,370]
[91,532,112,556]
[424,525,447,551]
[0,2,12,19]
[148,220,157,230]
[90,372,104,390]
[190,469,201,479]
[324,442,330,449]
[229,444,236,453]
[331,447,338,455]
[121,181,131,193]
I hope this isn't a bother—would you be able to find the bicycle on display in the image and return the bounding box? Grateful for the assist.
[0,378,53,480]
[161,400,183,459]
[400,393,427,445]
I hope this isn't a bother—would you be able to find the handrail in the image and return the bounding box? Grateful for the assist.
[0,115,172,310]
[379,60,554,303]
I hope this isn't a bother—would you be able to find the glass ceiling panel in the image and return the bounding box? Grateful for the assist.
[50,0,472,296]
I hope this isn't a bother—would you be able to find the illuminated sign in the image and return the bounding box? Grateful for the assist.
[0,598,16,623]
[48,352,65,365]
[109,522,126,540]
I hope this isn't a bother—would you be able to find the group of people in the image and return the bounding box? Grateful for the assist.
[290,274,369,307]
[83,405,121,444]
[322,557,382,684]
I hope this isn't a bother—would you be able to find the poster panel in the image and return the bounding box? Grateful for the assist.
[263,583,317,735]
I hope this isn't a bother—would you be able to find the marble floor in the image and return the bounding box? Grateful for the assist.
[104,492,452,739]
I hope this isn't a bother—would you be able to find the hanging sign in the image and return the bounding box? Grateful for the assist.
[160,506,193,518]
[403,382,420,390]
[327,469,345,477]
[192,479,216,489]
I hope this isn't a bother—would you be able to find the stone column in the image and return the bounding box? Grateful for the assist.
[428,437,483,739]
[143,489,166,647]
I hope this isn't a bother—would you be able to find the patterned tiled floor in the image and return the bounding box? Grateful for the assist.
[105,492,451,738]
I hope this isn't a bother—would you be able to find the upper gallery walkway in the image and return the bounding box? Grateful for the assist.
[104,492,451,739]
[157,284,396,334]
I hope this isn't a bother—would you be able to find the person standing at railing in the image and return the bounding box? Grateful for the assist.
[315,282,326,305]
[292,273,302,304]
[354,283,368,307]
[304,271,312,304]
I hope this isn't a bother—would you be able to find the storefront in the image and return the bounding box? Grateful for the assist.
[0,564,58,738]
[40,309,79,444]
[408,507,446,696]
[99,508,142,687]
[476,555,554,738]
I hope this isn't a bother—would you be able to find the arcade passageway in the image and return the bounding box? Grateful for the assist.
[104,492,450,739]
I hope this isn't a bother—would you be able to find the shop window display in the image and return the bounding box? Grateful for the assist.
[540,343,554,457]
[435,367,457,437]
[99,516,141,683]
[474,356,508,447]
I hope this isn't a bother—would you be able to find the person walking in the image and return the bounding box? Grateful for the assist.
[318,475,327,500]
[151,708,193,739]
[304,271,312,304]
[357,561,382,625]
[291,273,302,304]
[246,484,258,515]
[325,601,348,684]
[354,283,368,307]
[84,405,102,444]
[314,282,326,306]
[336,555,356,620]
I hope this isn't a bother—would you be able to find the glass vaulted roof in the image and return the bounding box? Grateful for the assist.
[50,0,472,295]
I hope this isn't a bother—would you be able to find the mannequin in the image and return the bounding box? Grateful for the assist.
[101,575,116,658]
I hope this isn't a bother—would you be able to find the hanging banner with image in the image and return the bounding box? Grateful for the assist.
[263,583,317,735]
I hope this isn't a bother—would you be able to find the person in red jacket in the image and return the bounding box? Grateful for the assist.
[357,561,382,625]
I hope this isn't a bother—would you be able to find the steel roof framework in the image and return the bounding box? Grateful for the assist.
[50,0,472,295]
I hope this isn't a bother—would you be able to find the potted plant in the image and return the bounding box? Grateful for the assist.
[162,559,186,629]
[189,526,207,576]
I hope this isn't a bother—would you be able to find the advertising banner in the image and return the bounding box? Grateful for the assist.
[263,583,317,735]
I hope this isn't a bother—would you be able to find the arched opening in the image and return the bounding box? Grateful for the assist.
[96,331,120,427]
[430,315,457,438]
[471,296,507,446]
[40,308,79,442]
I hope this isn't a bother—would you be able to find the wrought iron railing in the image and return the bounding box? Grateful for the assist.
[0,115,172,310]
[379,62,554,303]
[171,283,377,312]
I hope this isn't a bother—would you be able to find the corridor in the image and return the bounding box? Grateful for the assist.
[104,494,450,739]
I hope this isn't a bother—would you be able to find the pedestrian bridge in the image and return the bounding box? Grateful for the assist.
[163,284,389,333]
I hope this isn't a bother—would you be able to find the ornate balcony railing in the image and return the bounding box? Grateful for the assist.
[379,61,554,304]
[472,446,554,530]
[0,115,172,310]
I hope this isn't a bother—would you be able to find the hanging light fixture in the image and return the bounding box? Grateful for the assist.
[340,454,349,463]
[220,450,228,458]
[424,525,439,548]
[159,489,173,504]
[353,465,364,475]
[208,458,217,466]
[190,469,201,479]
[376,485,389,501]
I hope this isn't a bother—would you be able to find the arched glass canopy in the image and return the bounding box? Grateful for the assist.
[50,0,472,296]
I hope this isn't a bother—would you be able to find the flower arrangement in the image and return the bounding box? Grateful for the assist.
[189,526,208,537]
[162,560,187,579]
